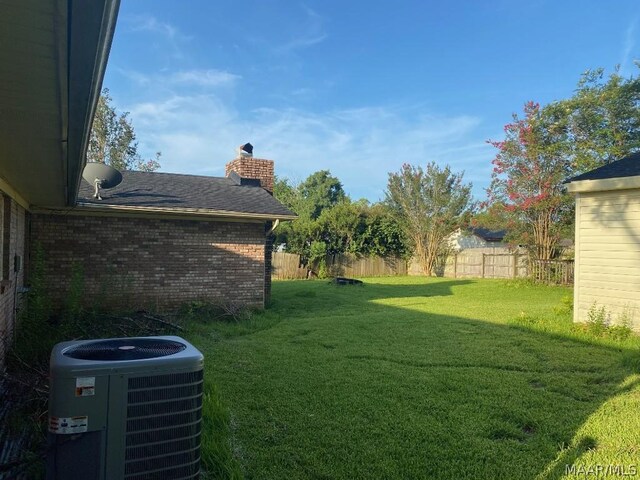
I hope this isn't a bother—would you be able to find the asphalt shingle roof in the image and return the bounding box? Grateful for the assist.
[471,227,506,242]
[565,152,640,183]
[77,170,296,218]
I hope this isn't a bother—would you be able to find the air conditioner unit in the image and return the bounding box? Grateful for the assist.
[46,336,204,480]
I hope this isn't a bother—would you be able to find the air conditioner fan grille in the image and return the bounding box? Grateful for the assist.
[63,338,186,360]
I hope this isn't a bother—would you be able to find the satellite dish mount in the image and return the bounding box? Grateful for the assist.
[93,178,104,200]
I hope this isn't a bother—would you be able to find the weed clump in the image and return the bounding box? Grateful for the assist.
[584,302,633,340]
[179,300,253,323]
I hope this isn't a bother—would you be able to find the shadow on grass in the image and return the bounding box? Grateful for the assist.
[191,278,640,480]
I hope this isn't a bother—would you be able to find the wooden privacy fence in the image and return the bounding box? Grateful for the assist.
[440,252,573,285]
[272,252,308,279]
[326,253,407,277]
[272,252,407,279]
[446,252,529,280]
[273,251,574,285]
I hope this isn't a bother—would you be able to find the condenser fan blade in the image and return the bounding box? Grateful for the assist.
[63,338,186,360]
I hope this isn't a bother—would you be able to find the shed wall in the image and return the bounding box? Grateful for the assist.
[574,190,640,329]
[31,214,267,311]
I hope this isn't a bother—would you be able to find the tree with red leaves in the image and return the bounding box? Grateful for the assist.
[486,101,573,260]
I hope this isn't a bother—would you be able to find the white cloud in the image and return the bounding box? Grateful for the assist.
[127,15,182,40]
[122,15,192,61]
[277,33,327,53]
[126,93,491,201]
[621,18,638,75]
[170,69,241,87]
[274,5,327,54]
[113,68,241,91]
[114,68,152,86]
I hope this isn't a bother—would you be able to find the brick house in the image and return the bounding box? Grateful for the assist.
[0,1,295,367]
[0,0,120,366]
[31,156,296,311]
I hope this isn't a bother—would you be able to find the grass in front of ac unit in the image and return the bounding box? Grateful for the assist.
[186,277,640,480]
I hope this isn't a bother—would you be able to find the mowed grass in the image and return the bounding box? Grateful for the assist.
[186,277,640,480]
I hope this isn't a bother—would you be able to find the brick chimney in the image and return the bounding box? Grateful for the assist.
[225,144,274,194]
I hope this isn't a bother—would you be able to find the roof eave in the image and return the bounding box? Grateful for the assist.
[565,175,640,194]
[66,0,121,207]
[38,202,298,221]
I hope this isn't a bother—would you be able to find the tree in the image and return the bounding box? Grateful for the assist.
[356,203,408,258]
[486,101,573,260]
[566,66,640,171]
[273,176,312,256]
[386,162,474,275]
[273,171,346,259]
[137,152,163,172]
[87,89,161,172]
[298,170,346,219]
[273,176,302,212]
[483,66,640,260]
[274,173,408,264]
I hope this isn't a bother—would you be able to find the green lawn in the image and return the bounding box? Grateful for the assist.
[186,277,640,480]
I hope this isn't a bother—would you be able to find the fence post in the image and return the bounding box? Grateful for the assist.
[512,253,518,279]
[453,253,458,278]
[481,253,485,279]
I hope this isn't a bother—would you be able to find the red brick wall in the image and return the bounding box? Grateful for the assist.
[30,214,268,311]
[0,194,27,369]
[225,157,274,193]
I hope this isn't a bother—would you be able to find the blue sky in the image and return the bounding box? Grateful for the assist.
[104,0,640,202]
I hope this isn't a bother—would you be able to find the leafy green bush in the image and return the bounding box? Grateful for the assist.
[309,241,328,278]
[584,302,633,340]
[10,244,56,365]
[553,295,573,315]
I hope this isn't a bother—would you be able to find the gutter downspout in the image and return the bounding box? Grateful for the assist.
[266,219,280,236]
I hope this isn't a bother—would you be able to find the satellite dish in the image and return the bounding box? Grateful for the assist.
[82,162,123,200]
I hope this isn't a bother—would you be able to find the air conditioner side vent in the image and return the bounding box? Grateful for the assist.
[124,369,203,479]
[126,423,201,447]
[127,395,202,418]
[125,435,201,461]
[125,448,201,475]
[128,383,203,404]
[124,459,201,480]
[128,370,203,390]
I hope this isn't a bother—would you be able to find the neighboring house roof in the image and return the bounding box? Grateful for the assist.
[470,227,506,242]
[565,152,640,183]
[76,170,296,220]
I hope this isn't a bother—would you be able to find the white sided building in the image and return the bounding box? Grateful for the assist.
[565,153,640,330]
